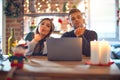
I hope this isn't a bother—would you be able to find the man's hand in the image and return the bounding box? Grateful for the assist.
[74,27,86,37]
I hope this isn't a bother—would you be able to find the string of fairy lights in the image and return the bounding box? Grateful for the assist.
[24,0,76,14]
[23,0,89,34]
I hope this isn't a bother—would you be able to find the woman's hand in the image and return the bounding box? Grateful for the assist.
[74,27,86,37]
[33,33,44,42]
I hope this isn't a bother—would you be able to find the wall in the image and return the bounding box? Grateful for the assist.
[6,17,24,54]
[5,0,24,54]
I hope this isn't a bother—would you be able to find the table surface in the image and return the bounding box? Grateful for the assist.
[23,56,120,73]
[1,56,120,80]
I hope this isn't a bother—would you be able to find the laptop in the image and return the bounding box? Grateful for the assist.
[46,38,82,61]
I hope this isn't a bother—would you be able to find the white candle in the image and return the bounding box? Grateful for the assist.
[107,44,111,63]
[90,40,100,64]
[99,41,110,64]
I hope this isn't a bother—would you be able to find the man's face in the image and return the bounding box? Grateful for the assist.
[69,12,84,29]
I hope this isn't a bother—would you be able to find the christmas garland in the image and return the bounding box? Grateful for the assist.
[4,0,23,18]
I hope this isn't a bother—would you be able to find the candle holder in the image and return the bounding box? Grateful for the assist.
[85,61,114,66]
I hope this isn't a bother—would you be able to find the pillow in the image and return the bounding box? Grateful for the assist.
[111,47,120,59]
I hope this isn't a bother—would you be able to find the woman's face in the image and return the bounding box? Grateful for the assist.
[38,20,51,36]
[69,12,84,29]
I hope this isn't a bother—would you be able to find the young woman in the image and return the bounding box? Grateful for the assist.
[25,18,55,56]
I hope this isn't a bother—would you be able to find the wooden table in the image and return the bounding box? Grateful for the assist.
[0,56,120,80]
[11,56,120,80]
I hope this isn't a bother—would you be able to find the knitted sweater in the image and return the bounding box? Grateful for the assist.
[25,32,47,56]
[61,29,97,57]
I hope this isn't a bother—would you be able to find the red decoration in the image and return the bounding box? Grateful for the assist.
[6,77,12,80]
[85,61,114,66]
[58,18,62,24]
[9,53,27,68]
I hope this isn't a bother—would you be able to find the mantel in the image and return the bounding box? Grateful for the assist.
[24,13,68,17]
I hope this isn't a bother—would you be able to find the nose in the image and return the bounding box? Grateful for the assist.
[75,18,80,23]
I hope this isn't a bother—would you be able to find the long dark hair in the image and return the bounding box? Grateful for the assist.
[34,18,55,38]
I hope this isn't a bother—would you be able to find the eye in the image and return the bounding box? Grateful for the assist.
[46,24,50,28]
[77,15,82,19]
[41,22,44,25]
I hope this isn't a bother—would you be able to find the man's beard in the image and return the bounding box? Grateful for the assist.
[74,24,83,29]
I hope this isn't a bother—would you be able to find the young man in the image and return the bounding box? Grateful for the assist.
[61,8,97,57]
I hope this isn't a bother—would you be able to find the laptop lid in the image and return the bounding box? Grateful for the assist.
[46,38,82,61]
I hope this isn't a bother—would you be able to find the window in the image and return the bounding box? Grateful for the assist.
[0,0,2,50]
[89,0,118,41]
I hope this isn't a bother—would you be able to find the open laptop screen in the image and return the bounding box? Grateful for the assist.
[46,38,82,61]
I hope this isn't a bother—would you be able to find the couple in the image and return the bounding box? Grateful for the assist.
[25,8,97,57]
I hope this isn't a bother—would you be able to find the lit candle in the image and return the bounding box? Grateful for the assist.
[90,40,100,64]
[99,40,110,64]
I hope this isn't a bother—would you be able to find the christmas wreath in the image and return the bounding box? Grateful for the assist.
[4,0,23,18]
